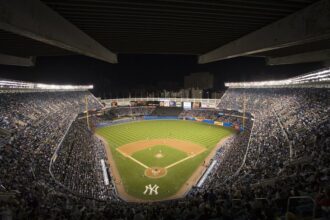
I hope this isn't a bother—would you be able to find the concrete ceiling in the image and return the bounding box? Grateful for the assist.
[1,0,329,65]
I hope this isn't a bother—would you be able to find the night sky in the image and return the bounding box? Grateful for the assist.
[0,54,322,98]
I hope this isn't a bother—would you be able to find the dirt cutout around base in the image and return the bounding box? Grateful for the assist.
[155,153,164,158]
[144,167,167,178]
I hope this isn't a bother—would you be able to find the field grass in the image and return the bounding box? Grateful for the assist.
[96,120,235,201]
[132,145,187,168]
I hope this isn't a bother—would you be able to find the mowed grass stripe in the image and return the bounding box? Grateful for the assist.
[100,124,230,148]
[99,122,232,148]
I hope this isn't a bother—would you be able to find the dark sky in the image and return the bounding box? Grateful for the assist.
[0,54,322,98]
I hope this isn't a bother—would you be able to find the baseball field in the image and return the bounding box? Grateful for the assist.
[96,120,235,202]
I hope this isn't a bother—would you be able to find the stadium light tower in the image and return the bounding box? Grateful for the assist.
[242,92,246,131]
[85,96,91,130]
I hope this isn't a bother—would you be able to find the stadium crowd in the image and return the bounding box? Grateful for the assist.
[151,107,183,116]
[0,91,104,218]
[1,87,329,219]
[202,87,330,218]
[104,106,155,119]
[51,119,115,200]
[179,109,218,119]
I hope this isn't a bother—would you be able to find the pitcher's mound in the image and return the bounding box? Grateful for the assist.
[145,167,167,179]
[155,153,164,158]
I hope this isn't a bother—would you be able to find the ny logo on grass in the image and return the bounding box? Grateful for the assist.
[143,184,159,195]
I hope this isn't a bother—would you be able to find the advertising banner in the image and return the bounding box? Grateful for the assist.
[176,102,182,107]
[214,121,223,126]
[144,116,178,120]
[202,119,214,124]
[183,102,192,110]
[195,117,204,122]
[201,102,216,108]
[164,101,170,107]
[223,122,233,127]
[169,101,176,107]
[117,100,131,106]
[137,101,147,106]
[193,102,201,109]
[147,101,158,106]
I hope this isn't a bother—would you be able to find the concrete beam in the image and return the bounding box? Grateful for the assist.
[323,60,330,67]
[0,0,117,63]
[267,49,330,65]
[199,0,330,64]
[0,53,35,67]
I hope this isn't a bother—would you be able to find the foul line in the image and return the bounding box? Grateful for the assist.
[116,149,149,169]
[165,150,204,169]
[117,146,205,170]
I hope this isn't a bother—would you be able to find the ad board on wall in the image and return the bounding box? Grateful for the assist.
[183,102,192,110]
[169,101,176,107]
[117,100,131,106]
[214,121,223,126]
[147,101,159,106]
[137,101,147,106]
[195,117,204,122]
[164,101,170,107]
[176,102,182,107]
[111,101,117,107]
[192,102,201,109]
[201,102,216,108]
[160,101,164,107]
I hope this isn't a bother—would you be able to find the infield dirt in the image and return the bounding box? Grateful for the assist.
[117,139,205,156]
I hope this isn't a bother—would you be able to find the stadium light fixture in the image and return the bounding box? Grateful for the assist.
[225,68,330,88]
[0,79,93,91]
[35,83,93,90]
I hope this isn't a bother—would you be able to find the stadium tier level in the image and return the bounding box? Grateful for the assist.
[0,68,329,218]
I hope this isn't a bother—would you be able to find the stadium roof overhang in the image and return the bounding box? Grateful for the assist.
[225,68,330,88]
[0,0,329,66]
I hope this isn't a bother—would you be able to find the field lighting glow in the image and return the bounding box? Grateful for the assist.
[0,79,93,91]
[225,68,330,88]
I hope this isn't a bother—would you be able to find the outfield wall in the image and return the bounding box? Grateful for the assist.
[144,116,179,120]
[182,116,241,130]
[97,118,139,128]
[96,115,244,132]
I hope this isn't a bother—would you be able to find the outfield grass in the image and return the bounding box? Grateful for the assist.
[96,120,235,201]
